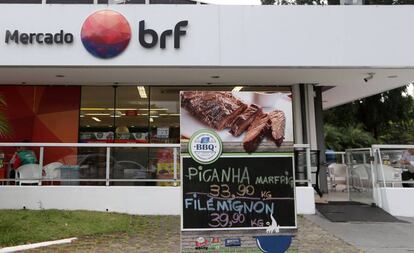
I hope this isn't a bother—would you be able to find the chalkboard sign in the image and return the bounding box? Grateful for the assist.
[182,154,296,231]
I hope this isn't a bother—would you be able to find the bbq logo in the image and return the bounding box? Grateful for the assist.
[81,10,131,59]
[195,237,209,250]
[189,130,222,164]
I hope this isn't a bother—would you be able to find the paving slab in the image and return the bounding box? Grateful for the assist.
[24,215,361,253]
[306,213,414,253]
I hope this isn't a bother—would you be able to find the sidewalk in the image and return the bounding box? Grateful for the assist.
[24,215,361,253]
[306,214,414,253]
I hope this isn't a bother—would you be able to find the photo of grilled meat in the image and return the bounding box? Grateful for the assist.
[242,113,270,153]
[180,91,247,130]
[268,110,286,147]
[229,104,262,137]
[181,91,290,153]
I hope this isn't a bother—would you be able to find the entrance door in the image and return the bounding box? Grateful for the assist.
[346,149,375,205]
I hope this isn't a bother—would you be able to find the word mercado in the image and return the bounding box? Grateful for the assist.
[5,30,74,44]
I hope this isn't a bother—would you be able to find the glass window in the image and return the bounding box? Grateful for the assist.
[79,86,115,143]
[149,87,181,143]
[111,147,150,185]
[114,86,149,143]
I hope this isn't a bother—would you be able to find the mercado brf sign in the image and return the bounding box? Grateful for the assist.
[180,91,296,231]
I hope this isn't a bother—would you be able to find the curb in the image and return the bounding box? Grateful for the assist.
[0,237,77,253]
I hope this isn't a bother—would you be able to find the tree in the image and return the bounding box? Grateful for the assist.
[355,86,413,139]
[324,85,414,148]
[324,124,376,150]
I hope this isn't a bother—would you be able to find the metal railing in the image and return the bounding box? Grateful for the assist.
[0,142,180,186]
[293,144,312,187]
[372,144,414,188]
[325,151,346,165]
[0,142,313,188]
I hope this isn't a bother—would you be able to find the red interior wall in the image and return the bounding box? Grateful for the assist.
[0,86,81,165]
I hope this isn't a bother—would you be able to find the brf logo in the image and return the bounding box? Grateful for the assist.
[81,10,188,59]
[81,10,131,59]
[189,130,222,164]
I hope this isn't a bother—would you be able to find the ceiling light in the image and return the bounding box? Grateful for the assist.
[150,118,154,123]
[387,75,398,79]
[150,116,159,118]
[138,108,168,111]
[232,86,243,92]
[137,86,147,99]
[80,115,85,118]
[92,117,101,122]
[81,107,107,111]
[85,113,110,116]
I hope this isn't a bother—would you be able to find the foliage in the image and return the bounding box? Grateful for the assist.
[324,124,376,150]
[356,86,413,138]
[0,95,10,138]
[324,85,414,150]
[379,120,414,144]
[0,209,175,247]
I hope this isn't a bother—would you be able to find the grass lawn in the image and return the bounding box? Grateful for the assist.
[0,209,161,247]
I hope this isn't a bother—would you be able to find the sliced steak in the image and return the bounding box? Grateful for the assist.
[229,104,262,137]
[268,110,286,147]
[243,113,269,153]
[180,91,247,130]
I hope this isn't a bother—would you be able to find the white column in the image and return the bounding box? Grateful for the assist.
[305,84,317,150]
[292,84,303,144]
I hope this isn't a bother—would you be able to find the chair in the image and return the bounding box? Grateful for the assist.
[16,164,42,185]
[328,163,348,191]
[350,164,370,191]
[43,162,63,180]
[377,164,402,187]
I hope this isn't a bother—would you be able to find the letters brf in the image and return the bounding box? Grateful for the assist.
[139,20,188,49]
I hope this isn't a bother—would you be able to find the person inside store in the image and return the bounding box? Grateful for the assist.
[400,148,414,187]
[8,140,38,184]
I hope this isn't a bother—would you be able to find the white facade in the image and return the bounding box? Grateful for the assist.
[0,186,315,215]
[0,5,411,108]
[0,5,413,217]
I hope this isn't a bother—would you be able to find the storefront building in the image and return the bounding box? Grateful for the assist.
[0,2,413,216]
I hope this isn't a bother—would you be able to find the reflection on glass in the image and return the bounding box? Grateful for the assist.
[79,86,115,143]
[111,147,151,186]
[115,86,149,143]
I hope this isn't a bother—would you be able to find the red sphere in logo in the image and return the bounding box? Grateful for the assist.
[81,10,131,59]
